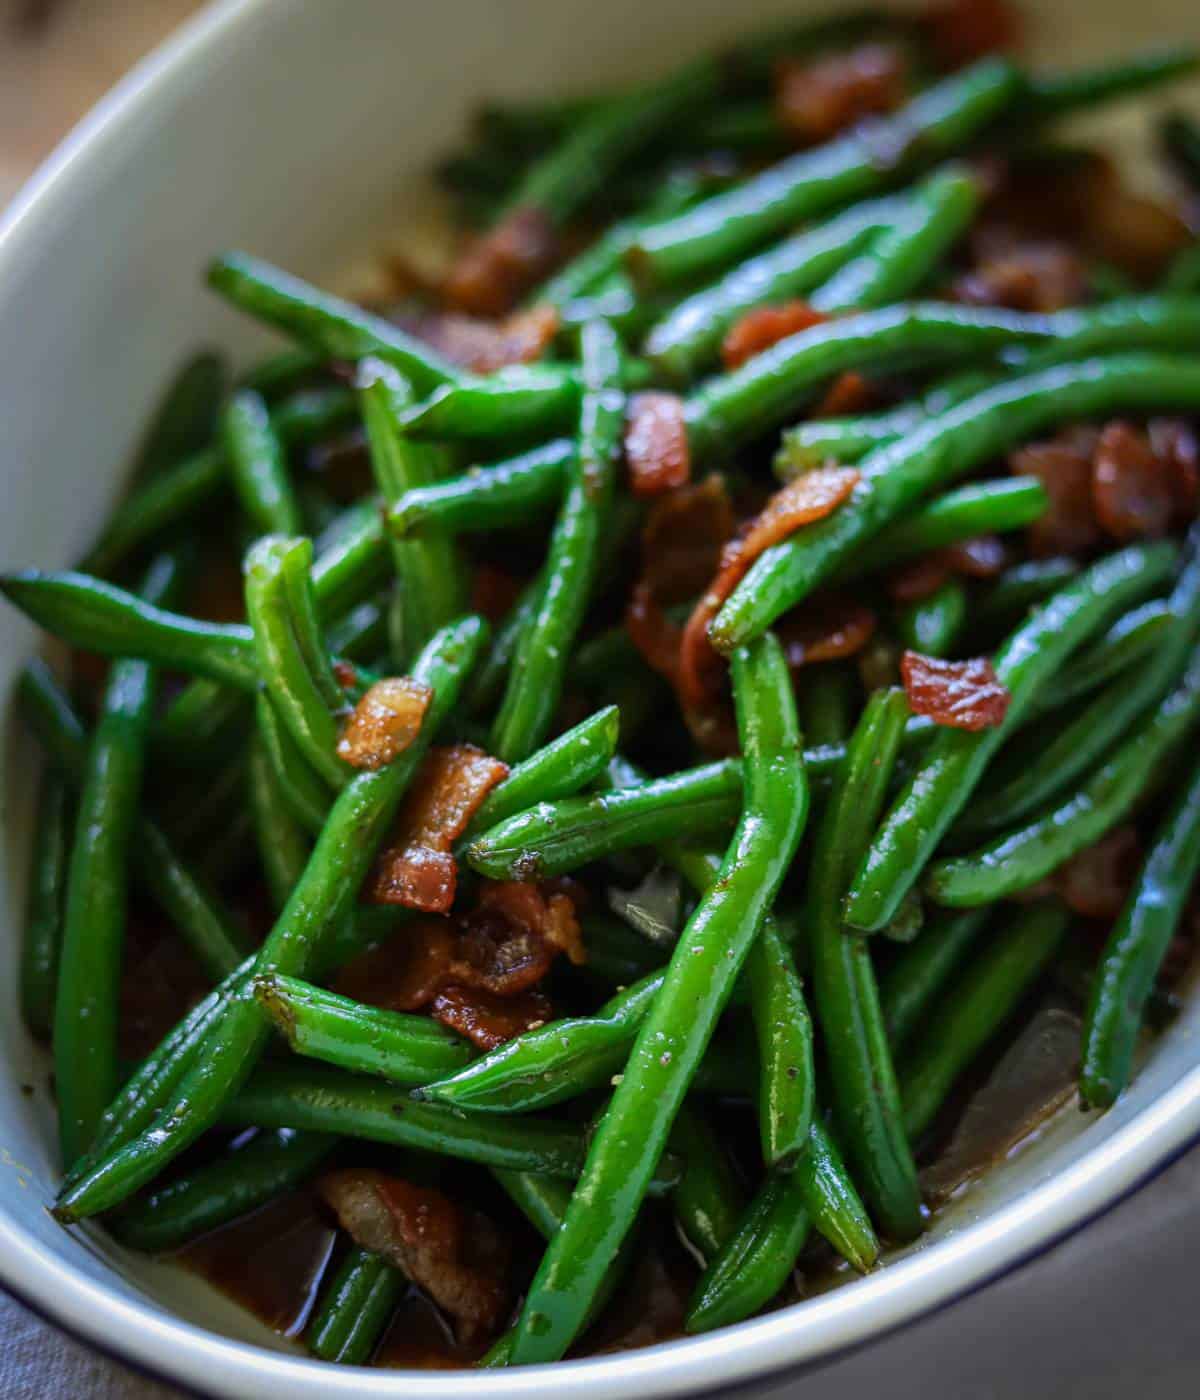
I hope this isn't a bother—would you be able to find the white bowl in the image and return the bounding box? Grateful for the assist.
[1,1,1199,1396]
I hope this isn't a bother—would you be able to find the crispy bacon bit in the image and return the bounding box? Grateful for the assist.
[431,985,553,1051]
[452,880,585,991]
[392,304,559,374]
[641,475,736,604]
[442,205,561,317]
[1150,418,1200,520]
[952,238,1089,313]
[678,468,861,712]
[332,660,359,689]
[1086,187,1191,283]
[1010,430,1105,558]
[778,595,877,669]
[320,1170,508,1340]
[333,919,456,1012]
[624,393,691,497]
[901,651,1011,730]
[1093,420,1181,541]
[811,370,877,419]
[773,45,908,144]
[337,678,433,771]
[921,0,1023,70]
[626,580,684,683]
[948,535,1008,578]
[721,301,828,371]
[367,746,509,913]
[1050,825,1142,921]
[891,535,1009,602]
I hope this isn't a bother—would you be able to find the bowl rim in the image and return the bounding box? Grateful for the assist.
[3,2,1200,1395]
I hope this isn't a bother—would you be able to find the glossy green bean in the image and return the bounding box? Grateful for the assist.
[254,974,474,1084]
[848,543,1178,931]
[643,197,900,382]
[711,354,1200,653]
[237,346,329,399]
[308,1247,405,1365]
[129,351,227,486]
[491,320,625,762]
[223,389,303,535]
[627,60,1019,288]
[901,902,1070,1140]
[254,693,331,835]
[746,917,814,1169]
[810,167,980,313]
[20,773,72,1039]
[388,439,572,539]
[807,686,923,1241]
[880,908,992,1054]
[1082,759,1200,1108]
[114,1130,337,1253]
[466,760,742,880]
[81,387,357,579]
[1039,601,1176,712]
[247,737,312,910]
[55,616,487,1222]
[895,579,966,657]
[55,554,181,1166]
[1025,47,1198,120]
[928,644,1200,907]
[509,632,808,1363]
[359,359,466,665]
[669,1106,744,1264]
[685,303,1053,467]
[973,557,1080,629]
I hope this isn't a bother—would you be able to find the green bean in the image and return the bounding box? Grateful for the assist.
[491,320,625,762]
[308,1247,405,1365]
[797,664,856,749]
[774,405,927,474]
[509,632,808,1363]
[847,543,1178,932]
[359,359,465,664]
[928,644,1200,907]
[254,974,474,1085]
[685,1168,809,1334]
[807,687,922,1241]
[1082,756,1200,1107]
[974,557,1080,629]
[1041,601,1176,713]
[643,197,900,382]
[388,439,572,539]
[669,1106,744,1265]
[810,167,980,313]
[578,915,667,987]
[54,615,487,1222]
[237,346,329,399]
[247,737,311,910]
[55,554,181,1166]
[901,902,1070,1140]
[20,773,72,1039]
[711,354,1200,653]
[222,389,303,535]
[627,60,1019,289]
[494,56,722,229]
[221,1064,680,1189]
[895,579,966,657]
[467,760,742,880]
[879,908,992,1054]
[254,693,331,835]
[1024,47,1199,121]
[685,303,1053,467]
[129,351,227,486]
[0,570,258,688]
[746,916,814,1170]
[113,1130,337,1253]
[836,478,1049,580]
[81,387,357,579]
[208,253,461,394]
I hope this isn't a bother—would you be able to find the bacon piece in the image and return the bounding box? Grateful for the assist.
[1050,825,1142,922]
[393,305,559,374]
[451,880,585,992]
[624,392,691,497]
[367,746,509,913]
[921,0,1023,70]
[811,370,877,419]
[337,678,433,771]
[1149,418,1200,522]
[1093,420,1180,541]
[773,45,908,144]
[890,534,1009,603]
[626,580,684,683]
[952,239,1089,313]
[1010,431,1105,558]
[442,205,561,317]
[430,985,553,1051]
[641,475,736,604]
[778,595,877,669]
[947,535,1008,578]
[721,301,828,371]
[333,919,456,1012]
[319,1170,508,1341]
[901,651,1011,730]
[678,468,861,710]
